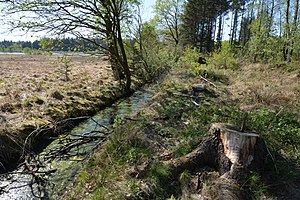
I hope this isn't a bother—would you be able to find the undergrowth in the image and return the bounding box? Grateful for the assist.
[65,61,299,199]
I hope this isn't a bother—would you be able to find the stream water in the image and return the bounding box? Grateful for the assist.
[0,52,25,55]
[0,88,155,200]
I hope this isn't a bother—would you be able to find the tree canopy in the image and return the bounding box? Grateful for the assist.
[181,0,230,52]
[1,0,300,67]
[154,0,184,45]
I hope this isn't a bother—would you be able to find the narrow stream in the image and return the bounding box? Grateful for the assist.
[0,88,155,200]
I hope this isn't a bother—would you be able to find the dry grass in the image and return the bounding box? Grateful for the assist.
[226,63,300,112]
[0,54,115,134]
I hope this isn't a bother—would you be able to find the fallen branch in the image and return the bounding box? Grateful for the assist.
[43,134,108,161]
[54,116,91,125]
[199,75,217,88]
[89,117,110,131]
[22,124,52,160]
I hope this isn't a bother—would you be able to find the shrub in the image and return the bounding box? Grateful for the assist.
[209,41,239,70]
[23,47,31,54]
[127,22,174,82]
[179,47,207,75]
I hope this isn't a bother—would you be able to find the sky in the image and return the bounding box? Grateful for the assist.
[0,0,156,42]
[0,0,231,42]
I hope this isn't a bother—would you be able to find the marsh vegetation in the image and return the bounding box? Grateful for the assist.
[0,0,299,199]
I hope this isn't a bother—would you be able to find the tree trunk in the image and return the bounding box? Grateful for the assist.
[268,0,275,37]
[290,0,299,58]
[283,0,291,61]
[292,0,299,34]
[103,1,124,81]
[238,4,245,44]
[230,9,239,46]
[216,15,223,50]
[115,11,132,92]
[103,0,131,92]
[258,0,264,33]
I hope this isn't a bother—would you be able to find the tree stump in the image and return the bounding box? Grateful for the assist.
[211,123,268,178]
[167,123,269,199]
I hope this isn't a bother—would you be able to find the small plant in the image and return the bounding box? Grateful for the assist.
[56,53,72,81]
[124,144,151,165]
[167,195,177,200]
[174,140,194,157]
[247,172,267,199]
[127,147,138,164]
[179,170,191,184]
[149,161,170,179]
[91,187,106,200]
[127,179,141,195]
[74,171,89,194]
[112,114,122,128]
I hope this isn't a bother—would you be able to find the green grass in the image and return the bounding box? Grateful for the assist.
[247,108,300,155]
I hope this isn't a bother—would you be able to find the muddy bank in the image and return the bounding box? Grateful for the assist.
[0,86,156,199]
[0,84,135,172]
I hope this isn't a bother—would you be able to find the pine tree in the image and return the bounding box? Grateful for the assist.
[181,0,230,52]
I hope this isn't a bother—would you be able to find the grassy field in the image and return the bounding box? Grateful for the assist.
[0,54,114,127]
[1,53,299,199]
[227,63,300,112]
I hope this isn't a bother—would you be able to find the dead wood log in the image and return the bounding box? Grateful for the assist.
[166,123,269,199]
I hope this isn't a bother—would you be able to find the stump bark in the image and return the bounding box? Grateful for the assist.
[168,123,269,199]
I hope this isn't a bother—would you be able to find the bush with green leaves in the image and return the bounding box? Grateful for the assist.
[179,47,207,75]
[209,41,238,69]
[128,21,174,82]
[54,53,72,81]
[22,48,42,55]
